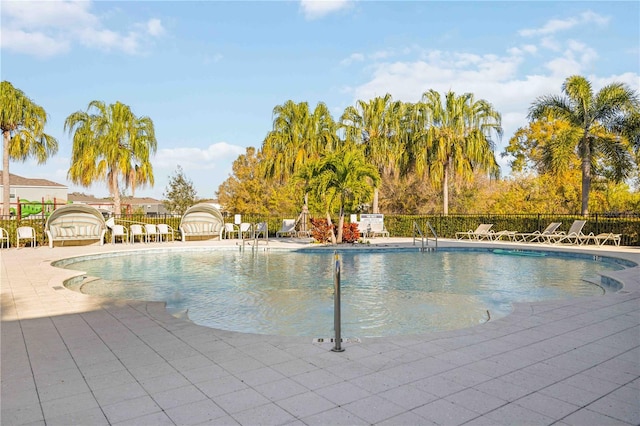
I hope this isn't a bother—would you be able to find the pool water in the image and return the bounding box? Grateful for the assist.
[63,249,621,337]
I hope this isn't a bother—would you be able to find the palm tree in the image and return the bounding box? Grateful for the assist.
[530,75,640,215]
[340,94,406,213]
[303,146,380,243]
[64,101,157,215]
[1,81,58,216]
[261,100,337,217]
[420,90,502,215]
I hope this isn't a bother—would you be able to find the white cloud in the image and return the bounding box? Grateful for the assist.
[146,19,165,37]
[299,0,352,20]
[155,143,246,170]
[519,10,609,37]
[340,52,364,66]
[1,0,165,58]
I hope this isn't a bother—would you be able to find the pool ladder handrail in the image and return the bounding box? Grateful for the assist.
[413,221,438,252]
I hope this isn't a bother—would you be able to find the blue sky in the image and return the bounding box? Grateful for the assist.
[2,0,639,200]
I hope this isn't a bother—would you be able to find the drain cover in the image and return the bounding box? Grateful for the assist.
[313,337,361,344]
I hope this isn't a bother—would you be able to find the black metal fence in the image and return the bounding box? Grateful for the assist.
[1,212,638,247]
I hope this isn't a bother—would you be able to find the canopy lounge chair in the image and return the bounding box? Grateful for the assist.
[179,203,224,241]
[549,220,588,245]
[276,219,297,238]
[515,222,562,243]
[456,224,494,240]
[45,204,107,248]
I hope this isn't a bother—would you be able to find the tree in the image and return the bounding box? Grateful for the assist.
[420,90,502,215]
[1,81,58,216]
[218,147,300,215]
[302,146,380,243]
[261,100,337,213]
[163,165,197,215]
[340,94,406,213]
[529,75,640,215]
[65,101,157,215]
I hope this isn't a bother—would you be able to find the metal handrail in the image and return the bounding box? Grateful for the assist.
[412,221,425,251]
[426,221,438,250]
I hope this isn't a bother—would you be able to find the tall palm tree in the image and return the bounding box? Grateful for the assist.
[1,81,58,216]
[64,101,157,215]
[340,94,406,213]
[530,75,640,215]
[420,90,502,215]
[261,100,337,216]
[303,146,380,243]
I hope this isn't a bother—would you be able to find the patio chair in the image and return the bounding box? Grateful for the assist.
[456,224,494,240]
[549,220,588,245]
[157,224,175,242]
[276,219,296,238]
[16,226,36,248]
[129,224,146,243]
[238,222,252,239]
[111,224,129,244]
[144,224,159,243]
[223,223,239,239]
[515,222,562,243]
[0,227,9,248]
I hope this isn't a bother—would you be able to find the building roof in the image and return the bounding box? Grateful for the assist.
[68,192,163,205]
[0,172,67,188]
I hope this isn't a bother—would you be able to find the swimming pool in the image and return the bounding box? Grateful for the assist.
[62,248,624,338]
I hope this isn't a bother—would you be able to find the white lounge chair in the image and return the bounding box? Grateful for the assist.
[549,220,588,245]
[581,232,622,246]
[516,222,562,243]
[276,219,296,238]
[253,222,268,239]
[456,224,493,240]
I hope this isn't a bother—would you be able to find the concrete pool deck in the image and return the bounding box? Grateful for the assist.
[1,238,638,425]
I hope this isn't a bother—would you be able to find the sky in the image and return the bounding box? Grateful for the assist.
[2,0,639,201]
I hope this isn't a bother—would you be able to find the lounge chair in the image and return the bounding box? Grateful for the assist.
[16,226,36,248]
[549,220,587,245]
[491,230,518,241]
[276,219,296,238]
[456,224,493,240]
[179,203,224,241]
[515,222,562,243]
[581,232,622,246]
[253,222,268,239]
